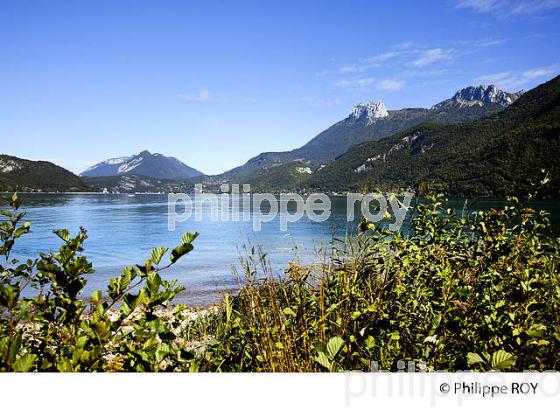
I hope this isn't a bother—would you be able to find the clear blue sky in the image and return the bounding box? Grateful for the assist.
[1,0,559,175]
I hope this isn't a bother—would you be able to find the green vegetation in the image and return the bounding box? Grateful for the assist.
[306,75,560,196]
[3,77,558,195]
[82,174,195,193]
[286,103,507,164]
[236,160,318,192]
[212,94,508,189]
[197,191,559,371]
[1,186,559,371]
[0,193,199,371]
[0,155,89,192]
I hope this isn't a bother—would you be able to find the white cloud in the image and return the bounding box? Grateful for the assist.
[338,50,413,73]
[365,51,406,65]
[510,0,560,14]
[333,45,454,92]
[475,65,559,89]
[302,96,342,106]
[403,68,449,78]
[338,47,450,74]
[377,79,405,91]
[475,37,508,47]
[395,41,416,50]
[456,0,560,16]
[456,0,504,12]
[182,88,212,101]
[334,77,375,88]
[521,66,559,81]
[339,38,502,75]
[338,65,360,73]
[411,48,453,67]
[475,71,514,83]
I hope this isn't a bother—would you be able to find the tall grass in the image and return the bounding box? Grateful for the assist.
[1,188,559,372]
[197,193,560,372]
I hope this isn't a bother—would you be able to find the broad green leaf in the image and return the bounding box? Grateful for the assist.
[8,333,22,362]
[327,336,345,360]
[170,243,194,263]
[466,352,485,366]
[491,350,516,370]
[181,231,200,245]
[147,272,162,294]
[525,323,547,338]
[53,229,71,242]
[150,247,168,265]
[283,307,296,317]
[90,290,102,303]
[365,336,376,350]
[14,354,37,372]
[314,351,330,370]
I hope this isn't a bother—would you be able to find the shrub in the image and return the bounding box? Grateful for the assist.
[197,194,560,371]
[1,190,559,372]
[0,193,199,371]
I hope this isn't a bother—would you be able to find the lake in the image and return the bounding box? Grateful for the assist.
[9,193,560,306]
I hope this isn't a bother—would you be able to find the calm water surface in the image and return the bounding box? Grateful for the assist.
[11,194,560,306]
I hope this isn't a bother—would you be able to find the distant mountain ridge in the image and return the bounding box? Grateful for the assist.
[0,155,88,192]
[211,84,522,185]
[81,150,203,180]
[304,75,560,196]
[3,81,547,195]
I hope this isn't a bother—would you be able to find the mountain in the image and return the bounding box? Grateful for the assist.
[304,75,560,196]
[0,155,89,192]
[432,85,523,109]
[213,84,521,187]
[82,174,195,193]
[229,161,320,192]
[81,150,204,180]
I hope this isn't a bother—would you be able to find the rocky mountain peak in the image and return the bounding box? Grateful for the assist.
[350,100,389,125]
[433,85,523,109]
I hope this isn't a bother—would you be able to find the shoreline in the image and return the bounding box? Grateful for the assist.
[6,191,550,201]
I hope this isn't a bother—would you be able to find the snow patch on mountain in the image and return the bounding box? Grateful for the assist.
[117,157,143,174]
[105,157,132,165]
[82,156,132,174]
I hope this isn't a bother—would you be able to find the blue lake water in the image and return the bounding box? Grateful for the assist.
[9,194,560,306]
